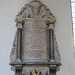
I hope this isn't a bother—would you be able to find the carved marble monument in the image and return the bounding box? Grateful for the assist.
[10,0,61,75]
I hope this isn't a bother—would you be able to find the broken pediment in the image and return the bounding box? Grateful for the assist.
[16,1,56,23]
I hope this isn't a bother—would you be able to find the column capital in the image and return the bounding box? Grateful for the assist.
[49,24,55,29]
[16,22,23,29]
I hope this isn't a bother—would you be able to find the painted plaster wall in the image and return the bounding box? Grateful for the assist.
[0,0,75,75]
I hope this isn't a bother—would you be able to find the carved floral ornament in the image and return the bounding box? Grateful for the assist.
[16,0,56,24]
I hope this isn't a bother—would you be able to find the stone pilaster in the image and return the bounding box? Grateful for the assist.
[16,22,23,63]
[48,24,55,62]
[48,24,57,75]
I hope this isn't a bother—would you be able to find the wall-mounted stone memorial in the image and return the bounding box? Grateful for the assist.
[10,0,61,75]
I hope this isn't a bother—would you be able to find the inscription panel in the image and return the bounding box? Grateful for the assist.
[24,22,48,61]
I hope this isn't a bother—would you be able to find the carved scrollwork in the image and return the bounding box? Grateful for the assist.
[10,32,17,63]
[54,35,61,63]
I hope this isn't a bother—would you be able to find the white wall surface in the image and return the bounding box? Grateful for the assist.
[0,0,75,75]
